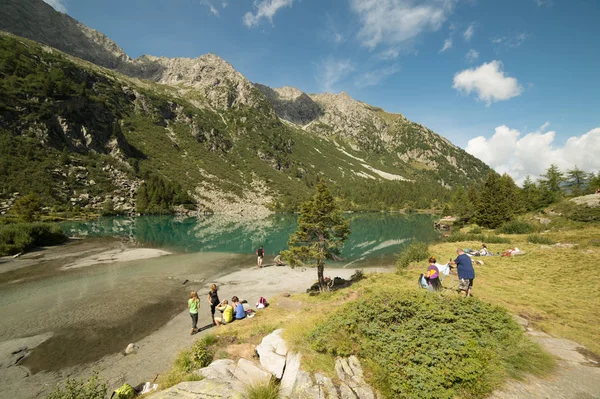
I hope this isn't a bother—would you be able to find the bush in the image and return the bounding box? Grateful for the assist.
[444,232,511,244]
[244,380,280,399]
[496,220,536,234]
[309,290,554,399]
[527,234,555,245]
[158,335,215,389]
[468,226,483,234]
[0,222,68,256]
[395,242,428,270]
[46,374,106,399]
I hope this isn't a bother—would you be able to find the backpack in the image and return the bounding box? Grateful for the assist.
[418,274,428,289]
[256,296,267,309]
[112,384,135,399]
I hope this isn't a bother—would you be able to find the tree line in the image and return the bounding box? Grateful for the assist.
[445,164,600,228]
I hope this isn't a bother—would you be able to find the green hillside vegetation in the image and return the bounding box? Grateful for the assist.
[0,34,488,217]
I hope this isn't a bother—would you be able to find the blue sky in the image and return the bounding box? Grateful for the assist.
[45,0,600,183]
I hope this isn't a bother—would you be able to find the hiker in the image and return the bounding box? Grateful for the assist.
[274,254,284,266]
[256,246,265,268]
[424,256,442,292]
[214,299,233,326]
[188,291,200,334]
[451,248,475,297]
[207,284,220,326]
[232,296,246,320]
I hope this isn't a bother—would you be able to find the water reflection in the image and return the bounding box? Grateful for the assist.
[61,213,439,261]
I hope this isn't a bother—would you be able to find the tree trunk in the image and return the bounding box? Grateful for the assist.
[317,262,326,292]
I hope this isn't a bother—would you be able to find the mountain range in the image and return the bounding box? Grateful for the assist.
[0,0,490,215]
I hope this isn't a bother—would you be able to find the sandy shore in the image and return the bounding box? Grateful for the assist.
[61,248,172,270]
[0,240,393,399]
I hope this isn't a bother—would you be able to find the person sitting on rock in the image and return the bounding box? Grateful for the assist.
[232,296,246,320]
[214,299,233,326]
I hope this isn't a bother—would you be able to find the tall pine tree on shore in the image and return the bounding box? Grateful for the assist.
[282,180,350,291]
[475,172,519,228]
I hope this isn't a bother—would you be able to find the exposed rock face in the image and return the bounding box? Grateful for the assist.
[0,0,130,69]
[255,84,324,125]
[125,54,269,111]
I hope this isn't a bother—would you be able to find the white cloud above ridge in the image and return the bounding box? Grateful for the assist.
[492,32,528,49]
[440,39,453,53]
[350,0,455,50]
[465,124,600,185]
[43,0,67,13]
[453,60,522,105]
[465,49,479,63]
[317,58,355,92]
[464,23,475,41]
[244,0,294,28]
[355,65,400,88]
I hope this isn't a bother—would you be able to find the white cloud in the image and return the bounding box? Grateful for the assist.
[243,0,294,28]
[465,49,479,63]
[491,32,528,49]
[463,23,475,41]
[355,65,400,88]
[200,0,228,16]
[535,0,552,6]
[317,58,355,92]
[439,38,453,53]
[453,60,523,105]
[43,0,67,13]
[465,123,600,184]
[350,0,455,49]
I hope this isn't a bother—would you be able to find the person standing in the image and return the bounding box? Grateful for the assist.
[207,284,220,326]
[451,249,475,297]
[188,291,200,335]
[256,246,265,268]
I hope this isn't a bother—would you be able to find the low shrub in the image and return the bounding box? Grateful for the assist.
[554,202,600,222]
[468,226,483,234]
[158,334,215,389]
[527,234,555,245]
[46,374,106,399]
[497,220,536,234]
[309,290,554,399]
[396,242,428,270]
[444,232,511,244]
[244,379,280,399]
[0,222,68,256]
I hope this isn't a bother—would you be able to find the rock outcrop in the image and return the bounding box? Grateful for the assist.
[147,329,378,399]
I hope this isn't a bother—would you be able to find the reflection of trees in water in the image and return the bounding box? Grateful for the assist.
[61,214,437,259]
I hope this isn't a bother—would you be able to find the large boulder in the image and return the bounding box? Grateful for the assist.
[256,329,288,378]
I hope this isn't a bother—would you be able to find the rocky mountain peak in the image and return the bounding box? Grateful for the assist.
[0,0,130,69]
[254,84,324,126]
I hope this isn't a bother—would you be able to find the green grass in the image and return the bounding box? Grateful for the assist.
[527,234,555,245]
[244,380,281,399]
[496,220,537,234]
[308,286,553,399]
[444,232,512,244]
[156,334,214,389]
[395,241,428,270]
[45,374,106,399]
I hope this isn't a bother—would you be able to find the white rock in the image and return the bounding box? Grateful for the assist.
[315,373,339,399]
[280,352,301,398]
[125,343,136,354]
[233,358,272,386]
[257,329,287,378]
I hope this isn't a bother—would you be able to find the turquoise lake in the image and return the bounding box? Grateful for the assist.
[61,213,440,265]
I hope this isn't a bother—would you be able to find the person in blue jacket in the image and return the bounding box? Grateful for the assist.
[451,248,475,297]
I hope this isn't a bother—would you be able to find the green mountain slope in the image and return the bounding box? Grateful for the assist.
[0,30,489,215]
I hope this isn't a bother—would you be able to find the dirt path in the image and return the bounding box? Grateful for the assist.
[491,317,600,399]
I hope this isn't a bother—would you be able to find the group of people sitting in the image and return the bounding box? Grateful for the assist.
[187,284,256,335]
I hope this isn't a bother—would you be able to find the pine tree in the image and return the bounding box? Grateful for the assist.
[281,180,350,290]
[538,164,564,205]
[566,166,587,196]
[10,192,42,222]
[475,172,518,228]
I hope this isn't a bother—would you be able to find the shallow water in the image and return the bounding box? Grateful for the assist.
[1,213,438,373]
[60,213,439,262]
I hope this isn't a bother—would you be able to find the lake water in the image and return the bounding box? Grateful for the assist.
[60,213,440,265]
[0,213,438,375]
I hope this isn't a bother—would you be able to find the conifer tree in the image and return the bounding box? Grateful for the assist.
[566,166,587,196]
[475,172,517,228]
[282,180,350,290]
[538,164,564,205]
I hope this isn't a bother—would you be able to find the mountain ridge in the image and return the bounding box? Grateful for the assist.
[0,0,490,215]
